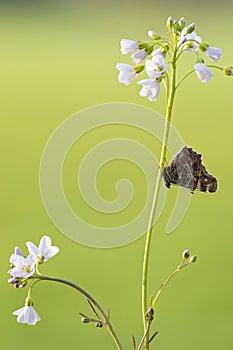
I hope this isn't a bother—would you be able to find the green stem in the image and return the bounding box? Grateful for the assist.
[176,69,195,89]
[141,50,177,348]
[32,275,123,350]
[206,64,223,71]
[151,261,191,308]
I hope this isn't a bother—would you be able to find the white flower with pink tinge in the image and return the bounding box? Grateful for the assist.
[194,63,213,83]
[116,63,137,86]
[120,39,139,54]
[205,46,222,62]
[146,54,167,79]
[8,254,36,278]
[137,79,161,101]
[13,298,41,325]
[26,235,59,264]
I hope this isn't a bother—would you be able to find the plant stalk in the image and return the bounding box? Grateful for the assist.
[141,52,177,348]
[34,275,123,350]
[151,260,191,308]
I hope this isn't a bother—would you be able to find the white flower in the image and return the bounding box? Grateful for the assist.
[194,63,213,83]
[8,254,36,278]
[131,49,148,64]
[137,79,160,101]
[179,27,201,50]
[146,55,167,79]
[205,46,222,62]
[151,48,167,58]
[13,300,41,326]
[116,63,137,85]
[26,235,59,264]
[120,39,139,54]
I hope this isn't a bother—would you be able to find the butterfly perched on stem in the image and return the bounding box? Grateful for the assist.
[162,146,217,193]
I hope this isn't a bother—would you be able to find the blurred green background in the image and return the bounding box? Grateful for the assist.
[1,0,233,349]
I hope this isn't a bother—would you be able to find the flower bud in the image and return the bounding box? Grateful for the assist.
[16,280,27,288]
[148,30,161,40]
[81,317,91,324]
[173,20,181,32]
[189,255,197,263]
[166,16,173,30]
[223,66,233,76]
[186,23,195,34]
[8,277,17,284]
[179,17,186,30]
[182,249,190,259]
[146,307,154,321]
[8,276,27,288]
[95,322,103,328]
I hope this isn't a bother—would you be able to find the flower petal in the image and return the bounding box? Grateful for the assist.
[131,49,147,64]
[44,246,60,260]
[13,307,24,316]
[120,39,139,54]
[206,46,222,62]
[27,307,41,325]
[194,63,213,83]
[26,242,39,256]
[39,235,51,253]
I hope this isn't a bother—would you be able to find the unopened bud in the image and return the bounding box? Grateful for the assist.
[223,66,233,76]
[148,30,161,40]
[179,17,186,30]
[95,322,103,328]
[182,249,190,259]
[166,16,173,30]
[189,255,197,263]
[81,317,91,324]
[146,307,154,321]
[173,20,181,32]
[187,23,195,34]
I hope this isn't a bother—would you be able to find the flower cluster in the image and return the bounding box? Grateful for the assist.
[8,235,59,325]
[116,16,231,102]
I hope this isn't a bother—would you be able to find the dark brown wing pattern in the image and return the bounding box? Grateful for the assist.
[162,146,217,193]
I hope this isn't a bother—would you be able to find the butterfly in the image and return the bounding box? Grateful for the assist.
[161,146,217,193]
